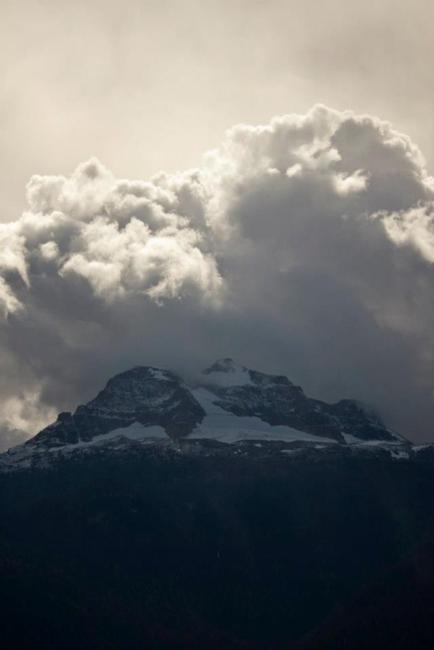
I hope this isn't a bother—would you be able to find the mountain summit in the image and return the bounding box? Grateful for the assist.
[2,360,407,471]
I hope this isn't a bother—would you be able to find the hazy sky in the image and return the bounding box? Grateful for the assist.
[1,0,434,222]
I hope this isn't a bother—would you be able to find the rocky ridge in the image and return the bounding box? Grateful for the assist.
[1,358,416,471]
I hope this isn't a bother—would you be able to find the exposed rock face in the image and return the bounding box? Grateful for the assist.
[200,359,396,442]
[30,366,206,448]
[15,358,399,457]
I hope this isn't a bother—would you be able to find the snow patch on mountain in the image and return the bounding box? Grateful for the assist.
[189,388,337,444]
[0,359,411,473]
[85,422,168,444]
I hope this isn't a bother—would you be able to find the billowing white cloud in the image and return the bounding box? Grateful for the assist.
[0,105,433,446]
[380,204,434,263]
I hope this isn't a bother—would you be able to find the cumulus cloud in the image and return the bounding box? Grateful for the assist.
[0,105,433,447]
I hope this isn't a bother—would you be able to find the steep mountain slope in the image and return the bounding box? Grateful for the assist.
[31,366,205,448]
[1,359,403,472]
[195,359,397,443]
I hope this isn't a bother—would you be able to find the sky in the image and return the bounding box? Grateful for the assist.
[0,0,433,446]
[2,0,434,222]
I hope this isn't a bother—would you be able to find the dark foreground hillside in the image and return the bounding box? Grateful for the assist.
[1,446,434,649]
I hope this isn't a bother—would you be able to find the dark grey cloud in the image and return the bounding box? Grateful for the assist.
[0,105,433,449]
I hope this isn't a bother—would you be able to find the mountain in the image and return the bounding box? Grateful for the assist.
[0,360,433,649]
[1,359,406,470]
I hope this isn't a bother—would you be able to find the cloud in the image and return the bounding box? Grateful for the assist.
[0,105,433,447]
[380,204,434,263]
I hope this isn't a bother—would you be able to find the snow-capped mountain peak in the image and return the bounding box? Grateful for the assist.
[1,359,409,471]
[28,365,205,449]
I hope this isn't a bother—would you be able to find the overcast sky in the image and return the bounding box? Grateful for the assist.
[0,0,433,446]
